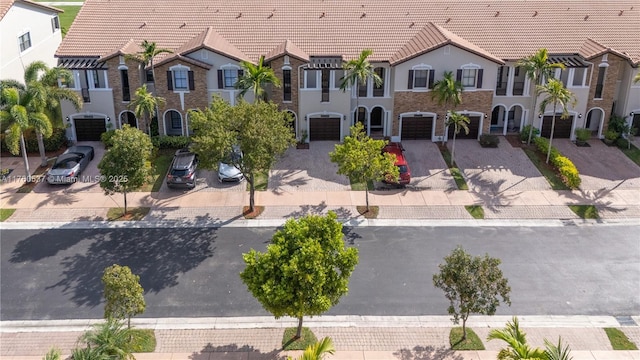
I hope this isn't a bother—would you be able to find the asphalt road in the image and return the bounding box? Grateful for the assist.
[1,225,638,321]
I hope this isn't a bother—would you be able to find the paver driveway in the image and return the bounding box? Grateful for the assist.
[390,140,457,190]
[553,139,640,190]
[452,138,551,194]
[268,141,350,192]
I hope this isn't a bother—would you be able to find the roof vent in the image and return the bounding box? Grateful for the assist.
[236,12,242,19]
[409,22,415,28]
[215,9,219,13]
[445,17,451,23]
[584,14,589,20]
[618,10,624,16]
[533,11,538,17]
[360,12,366,18]
[495,11,500,17]
[180,22,186,28]
[268,12,273,19]
[320,12,325,18]
[139,22,146,28]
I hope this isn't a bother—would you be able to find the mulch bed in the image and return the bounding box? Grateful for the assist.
[243,206,264,219]
[505,134,525,148]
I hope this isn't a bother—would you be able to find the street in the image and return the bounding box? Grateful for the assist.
[1,225,639,320]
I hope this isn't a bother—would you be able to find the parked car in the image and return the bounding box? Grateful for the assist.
[382,142,411,186]
[218,145,244,182]
[166,148,198,189]
[46,146,95,185]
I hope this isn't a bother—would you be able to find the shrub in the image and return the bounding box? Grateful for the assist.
[605,129,620,141]
[533,137,581,189]
[151,135,190,149]
[616,137,630,148]
[608,114,627,134]
[101,129,117,148]
[520,125,540,142]
[479,134,500,148]
[0,127,67,154]
[574,128,591,142]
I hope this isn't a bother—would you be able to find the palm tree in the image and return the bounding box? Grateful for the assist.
[487,317,547,360]
[537,78,577,163]
[0,87,49,181]
[23,61,83,166]
[288,337,336,360]
[129,85,165,134]
[340,49,382,131]
[81,319,135,360]
[71,347,110,360]
[517,49,565,145]
[431,71,463,144]
[235,55,281,102]
[446,112,470,167]
[544,337,573,360]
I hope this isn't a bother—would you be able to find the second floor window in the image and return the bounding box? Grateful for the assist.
[91,70,107,89]
[407,69,433,90]
[306,70,318,89]
[168,68,195,91]
[594,66,606,99]
[19,32,31,52]
[174,70,188,90]
[283,69,291,101]
[321,69,330,102]
[457,68,484,88]
[373,67,384,97]
[120,69,130,102]
[51,16,60,32]
[224,69,238,88]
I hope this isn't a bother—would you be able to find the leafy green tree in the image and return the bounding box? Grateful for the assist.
[431,71,463,144]
[537,78,577,163]
[288,337,336,360]
[97,125,153,213]
[329,122,398,211]
[190,97,295,212]
[23,61,83,166]
[488,317,547,360]
[340,49,382,129]
[235,55,281,102]
[129,84,165,135]
[445,112,470,167]
[517,49,565,145]
[80,318,135,360]
[240,212,359,338]
[433,246,511,341]
[102,264,146,328]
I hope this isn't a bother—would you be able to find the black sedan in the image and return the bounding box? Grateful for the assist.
[46,146,95,184]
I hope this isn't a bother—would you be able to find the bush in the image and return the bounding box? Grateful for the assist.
[0,127,67,154]
[520,125,540,142]
[533,137,581,189]
[616,137,630,148]
[574,128,591,142]
[101,130,117,148]
[605,129,620,141]
[151,135,190,149]
[479,134,500,148]
[608,114,627,134]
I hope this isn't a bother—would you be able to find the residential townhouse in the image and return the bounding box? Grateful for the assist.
[0,0,62,83]
[54,0,640,144]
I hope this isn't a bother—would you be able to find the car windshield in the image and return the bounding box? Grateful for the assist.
[397,165,408,174]
[53,160,77,169]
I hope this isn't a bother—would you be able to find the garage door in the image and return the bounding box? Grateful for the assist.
[75,118,106,141]
[309,117,340,141]
[401,116,433,140]
[541,115,573,139]
[448,116,480,140]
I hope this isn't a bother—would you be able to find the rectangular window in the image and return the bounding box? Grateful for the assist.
[462,69,477,87]
[18,32,31,52]
[594,67,606,99]
[333,69,344,89]
[414,70,428,88]
[496,66,507,96]
[146,70,154,83]
[120,70,131,102]
[51,16,60,32]
[174,70,188,90]
[306,70,318,88]
[321,69,330,102]
[559,69,569,87]
[171,113,181,129]
[91,70,107,89]
[224,69,238,88]
[373,68,384,97]
[572,68,586,86]
[283,69,292,101]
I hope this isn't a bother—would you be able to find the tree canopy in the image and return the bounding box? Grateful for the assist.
[240,212,359,338]
[102,264,146,328]
[189,97,295,211]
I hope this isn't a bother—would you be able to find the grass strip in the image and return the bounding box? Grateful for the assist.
[568,205,599,219]
[604,328,638,350]
[465,205,484,219]
[0,208,16,222]
[282,327,318,350]
[449,327,485,350]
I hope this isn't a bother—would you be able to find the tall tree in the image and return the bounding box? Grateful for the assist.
[433,246,511,341]
[537,78,577,163]
[431,71,463,144]
[190,97,295,212]
[340,49,382,131]
[235,55,281,102]
[97,125,153,214]
[129,85,165,135]
[102,264,146,329]
[487,317,547,360]
[329,122,398,211]
[240,212,359,339]
[517,49,565,145]
[445,112,470,167]
[0,86,49,181]
[23,61,83,166]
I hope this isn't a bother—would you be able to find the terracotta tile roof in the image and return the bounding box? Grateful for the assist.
[155,54,212,70]
[578,38,634,62]
[57,0,640,65]
[1,0,61,21]
[264,40,310,62]
[390,22,503,65]
[98,39,143,62]
[175,26,250,62]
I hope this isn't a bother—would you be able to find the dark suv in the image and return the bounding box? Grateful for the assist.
[166,148,198,189]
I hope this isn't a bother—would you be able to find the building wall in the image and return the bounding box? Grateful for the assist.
[0,2,61,82]
[103,57,146,130]
[268,55,304,138]
[585,53,626,132]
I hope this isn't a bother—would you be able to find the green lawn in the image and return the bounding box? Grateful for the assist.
[449,327,485,350]
[0,209,16,222]
[141,149,173,192]
[569,205,599,219]
[282,327,318,350]
[522,148,570,190]
[604,328,638,350]
[619,143,640,167]
[465,205,484,219]
[438,146,468,190]
[57,6,82,37]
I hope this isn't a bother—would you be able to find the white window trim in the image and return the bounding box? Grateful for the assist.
[51,15,60,32]
[411,64,432,90]
[220,63,240,90]
[17,30,32,53]
[303,68,320,89]
[460,63,481,89]
[282,66,293,103]
[169,64,191,92]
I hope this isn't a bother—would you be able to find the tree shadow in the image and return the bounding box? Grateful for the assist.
[191,343,285,360]
[393,345,465,360]
[342,226,362,245]
[284,202,353,220]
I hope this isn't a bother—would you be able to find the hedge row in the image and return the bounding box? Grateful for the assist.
[151,135,191,149]
[0,128,67,154]
[533,137,581,189]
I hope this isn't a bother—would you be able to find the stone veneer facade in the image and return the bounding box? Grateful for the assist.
[267,55,305,137]
[105,56,144,129]
[585,53,626,132]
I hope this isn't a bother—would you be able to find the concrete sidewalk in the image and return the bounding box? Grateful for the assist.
[2,316,639,359]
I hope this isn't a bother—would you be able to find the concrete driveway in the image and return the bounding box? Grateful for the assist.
[553,139,640,191]
[451,138,551,194]
[268,141,350,193]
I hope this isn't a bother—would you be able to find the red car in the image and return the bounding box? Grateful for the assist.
[382,142,411,185]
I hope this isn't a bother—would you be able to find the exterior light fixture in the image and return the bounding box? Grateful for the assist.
[66,116,70,122]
